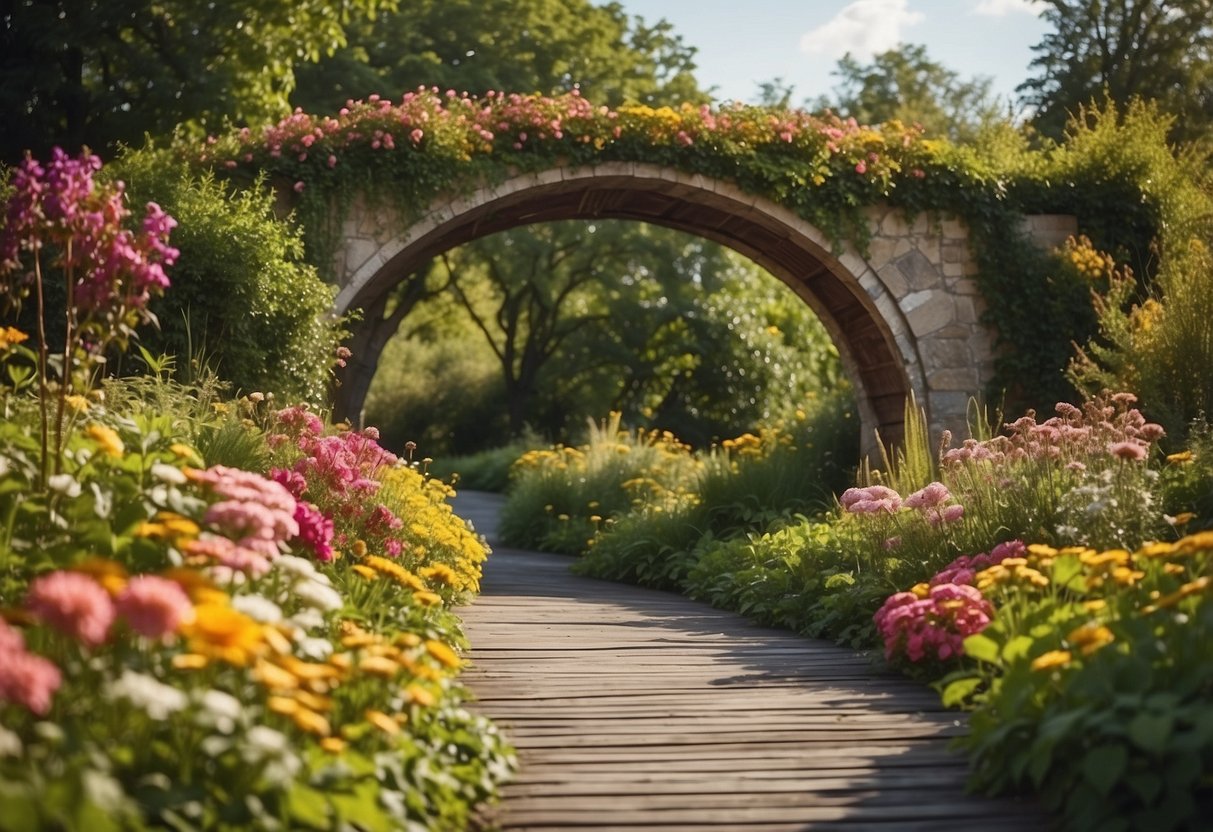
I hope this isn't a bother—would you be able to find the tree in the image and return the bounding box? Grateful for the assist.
[814,44,1004,142]
[292,0,703,112]
[0,0,391,162]
[1020,0,1213,143]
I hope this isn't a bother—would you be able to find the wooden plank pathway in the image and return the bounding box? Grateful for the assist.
[453,492,1043,831]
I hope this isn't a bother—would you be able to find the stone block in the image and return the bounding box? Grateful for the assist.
[928,367,981,391]
[921,337,973,369]
[895,249,943,291]
[876,263,909,299]
[904,291,956,335]
[942,241,969,263]
[867,236,899,271]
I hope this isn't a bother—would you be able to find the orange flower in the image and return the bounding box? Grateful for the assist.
[181,604,266,667]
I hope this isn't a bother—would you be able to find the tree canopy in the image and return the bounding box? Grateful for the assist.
[1020,0,1213,143]
[0,0,392,162]
[292,0,704,112]
[814,44,1004,142]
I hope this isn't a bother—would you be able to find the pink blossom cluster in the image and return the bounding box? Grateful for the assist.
[841,485,902,514]
[841,481,964,525]
[941,393,1164,468]
[0,618,61,715]
[201,89,927,195]
[186,465,300,576]
[0,148,177,317]
[269,407,407,557]
[904,481,965,526]
[929,540,1026,587]
[24,570,194,646]
[873,582,994,663]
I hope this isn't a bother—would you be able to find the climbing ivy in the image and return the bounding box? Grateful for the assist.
[194,92,1203,414]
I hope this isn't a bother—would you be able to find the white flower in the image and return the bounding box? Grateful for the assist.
[107,670,188,720]
[47,473,82,497]
[293,579,343,612]
[244,725,290,757]
[150,462,187,484]
[231,594,284,623]
[289,608,325,632]
[0,726,22,757]
[195,689,244,734]
[296,636,333,660]
[273,554,318,579]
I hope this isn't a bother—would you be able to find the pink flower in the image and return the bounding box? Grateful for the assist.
[115,575,194,639]
[904,481,950,509]
[26,571,116,646]
[854,161,867,174]
[1109,441,1148,461]
[0,649,62,715]
[293,501,335,562]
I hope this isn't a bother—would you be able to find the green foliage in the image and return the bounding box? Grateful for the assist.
[0,370,514,828]
[1020,0,1213,144]
[953,536,1213,831]
[0,0,394,162]
[569,390,858,587]
[427,438,542,493]
[113,149,343,403]
[497,412,703,554]
[293,0,705,113]
[815,43,1005,143]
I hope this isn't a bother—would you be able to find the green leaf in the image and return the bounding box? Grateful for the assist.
[941,676,983,707]
[963,633,1000,663]
[1127,712,1173,755]
[1051,553,1084,591]
[1002,635,1034,662]
[1082,743,1128,797]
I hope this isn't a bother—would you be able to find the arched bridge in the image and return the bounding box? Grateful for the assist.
[327,161,1073,449]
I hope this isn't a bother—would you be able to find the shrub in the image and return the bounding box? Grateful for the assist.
[112,149,342,403]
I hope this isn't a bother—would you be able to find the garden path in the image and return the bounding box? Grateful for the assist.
[453,491,1043,831]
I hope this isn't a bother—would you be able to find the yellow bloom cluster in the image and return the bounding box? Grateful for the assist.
[1064,234,1115,281]
[975,557,1050,592]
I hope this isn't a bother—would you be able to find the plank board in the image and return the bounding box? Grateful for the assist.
[453,492,1043,830]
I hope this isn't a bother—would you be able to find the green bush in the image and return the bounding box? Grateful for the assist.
[427,438,541,493]
[111,149,342,403]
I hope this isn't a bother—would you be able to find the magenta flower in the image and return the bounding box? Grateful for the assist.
[1109,441,1148,461]
[115,575,194,639]
[293,500,335,562]
[26,571,116,647]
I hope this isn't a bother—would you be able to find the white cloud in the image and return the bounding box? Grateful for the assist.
[972,0,1045,16]
[798,0,926,60]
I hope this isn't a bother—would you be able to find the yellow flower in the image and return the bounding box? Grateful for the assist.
[181,604,266,667]
[319,737,346,754]
[425,639,461,669]
[1166,450,1193,464]
[84,424,124,458]
[64,395,90,414]
[1141,576,1211,614]
[171,653,210,670]
[910,583,930,599]
[71,556,128,596]
[268,696,299,717]
[405,683,436,707]
[1067,623,1115,656]
[358,656,401,678]
[351,564,378,580]
[169,443,203,465]
[291,706,332,737]
[1031,650,1072,672]
[418,563,458,587]
[365,709,401,736]
[253,659,300,692]
[413,590,443,607]
[0,327,29,349]
[1167,512,1197,528]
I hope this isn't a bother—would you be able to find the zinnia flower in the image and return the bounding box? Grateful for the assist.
[26,571,115,646]
[0,649,62,714]
[116,575,194,639]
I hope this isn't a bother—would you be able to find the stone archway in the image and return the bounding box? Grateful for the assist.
[328,161,1053,451]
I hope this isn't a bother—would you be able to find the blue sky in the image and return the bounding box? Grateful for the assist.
[615,0,1049,107]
